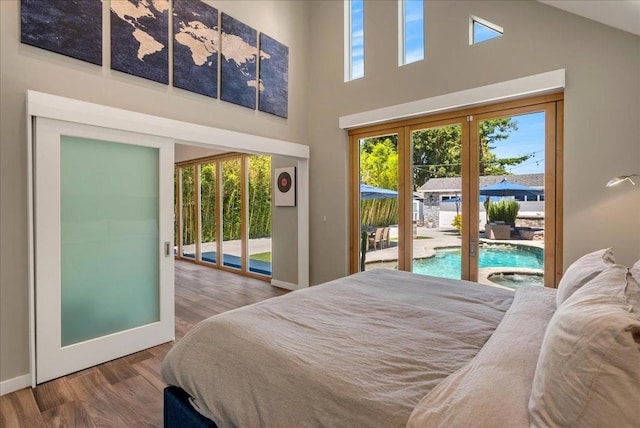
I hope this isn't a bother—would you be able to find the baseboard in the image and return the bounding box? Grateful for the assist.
[270,279,300,291]
[0,374,31,396]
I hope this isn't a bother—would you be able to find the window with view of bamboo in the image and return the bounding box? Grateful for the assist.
[175,153,273,279]
[181,166,196,259]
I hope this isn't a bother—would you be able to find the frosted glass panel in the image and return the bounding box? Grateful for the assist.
[60,136,159,347]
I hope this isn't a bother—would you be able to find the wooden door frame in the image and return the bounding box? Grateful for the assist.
[349,93,564,286]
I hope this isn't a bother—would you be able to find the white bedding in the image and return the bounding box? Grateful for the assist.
[162,270,514,427]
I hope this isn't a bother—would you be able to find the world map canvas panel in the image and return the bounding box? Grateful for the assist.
[220,13,257,109]
[111,0,169,84]
[259,33,289,118]
[173,0,218,98]
[21,0,102,66]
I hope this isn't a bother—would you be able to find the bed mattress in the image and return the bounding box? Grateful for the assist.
[162,270,514,427]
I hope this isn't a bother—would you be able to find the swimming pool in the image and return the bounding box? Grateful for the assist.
[488,273,544,289]
[412,245,543,281]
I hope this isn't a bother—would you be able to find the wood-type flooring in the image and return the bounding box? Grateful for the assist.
[0,260,289,427]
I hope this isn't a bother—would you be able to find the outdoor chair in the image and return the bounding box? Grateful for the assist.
[382,227,390,248]
[368,228,384,250]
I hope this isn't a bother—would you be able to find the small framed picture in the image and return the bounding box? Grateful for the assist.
[274,167,296,207]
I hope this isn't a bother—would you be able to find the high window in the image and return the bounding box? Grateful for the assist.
[345,0,364,81]
[470,16,503,44]
[399,0,424,65]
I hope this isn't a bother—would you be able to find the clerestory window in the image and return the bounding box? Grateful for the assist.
[345,0,364,81]
[470,15,503,44]
[399,0,424,66]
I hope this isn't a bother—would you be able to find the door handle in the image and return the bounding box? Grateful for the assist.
[164,241,171,257]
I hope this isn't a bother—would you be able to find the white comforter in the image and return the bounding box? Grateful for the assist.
[162,270,515,427]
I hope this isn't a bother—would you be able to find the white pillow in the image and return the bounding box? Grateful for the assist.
[556,248,615,307]
[628,259,640,308]
[529,265,640,427]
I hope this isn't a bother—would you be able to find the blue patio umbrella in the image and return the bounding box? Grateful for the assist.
[479,178,543,198]
[360,183,398,200]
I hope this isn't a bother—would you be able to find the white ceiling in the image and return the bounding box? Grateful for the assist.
[538,0,640,36]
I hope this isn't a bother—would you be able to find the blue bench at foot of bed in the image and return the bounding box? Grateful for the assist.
[164,386,217,428]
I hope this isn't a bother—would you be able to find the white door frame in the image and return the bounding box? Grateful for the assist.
[27,90,310,387]
[34,117,175,384]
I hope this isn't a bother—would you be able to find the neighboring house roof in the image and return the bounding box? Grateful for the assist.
[418,173,544,193]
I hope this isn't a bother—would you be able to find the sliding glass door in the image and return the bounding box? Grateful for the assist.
[356,132,401,272]
[472,105,556,288]
[200,162,217,264]
[409,121,466,280]
[180,166,196,259]
[175,154,272,279]
[350,95,563,288]
[222,158,243,270]
[247,156,272,275]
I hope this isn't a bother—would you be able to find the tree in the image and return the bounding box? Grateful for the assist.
[478,118,529,176]
[410,118,530,189]
[359,137,399,190]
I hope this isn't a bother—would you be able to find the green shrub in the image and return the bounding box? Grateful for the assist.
[486,200,519,225]
[451,214,462,232]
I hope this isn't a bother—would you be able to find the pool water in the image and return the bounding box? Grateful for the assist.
[412,245,543,280]
[489,273,544,289]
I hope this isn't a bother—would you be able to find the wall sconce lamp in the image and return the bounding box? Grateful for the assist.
[606,174,639,187]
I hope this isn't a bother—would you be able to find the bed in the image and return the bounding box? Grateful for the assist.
[162,251,640,427]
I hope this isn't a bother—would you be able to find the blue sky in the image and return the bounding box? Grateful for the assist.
[404,0,424,64]
[473,21,502,44]
[351,0,425,74]
[489,111,545,175]
[350,0,364,79]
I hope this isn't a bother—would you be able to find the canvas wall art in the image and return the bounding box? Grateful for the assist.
[111,0,169,84]
[258,34,289,118]
[220,13,258,109]
[21,0,102,66]
[173,0,219,98]
[274,167,296,207]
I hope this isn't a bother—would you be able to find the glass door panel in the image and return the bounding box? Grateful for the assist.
[180,166,196,259]
[476,111,546,289]
[248,156,272,276]
[60,137,160,346]
[410,123,463,280]
[358,134,399,271]
[222,158,242,270]
[199,163,217,264]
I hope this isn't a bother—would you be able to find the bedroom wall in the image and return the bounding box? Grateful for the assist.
[0,1,310,384]
[306,0,640,285]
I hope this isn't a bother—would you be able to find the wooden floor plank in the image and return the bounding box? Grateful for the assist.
[32,377,74,413]
[97,359,139,386]
[0,388,46,428]
[67,370,149,428]
[0,260,289,427]
[41,401,96,428]
[132,357,165,393]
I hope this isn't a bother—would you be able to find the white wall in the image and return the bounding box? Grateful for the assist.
[0,0,310,384]
[306,0,640,286]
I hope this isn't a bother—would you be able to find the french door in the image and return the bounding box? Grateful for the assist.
[34,118,174,384]
[350,95,563,287]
